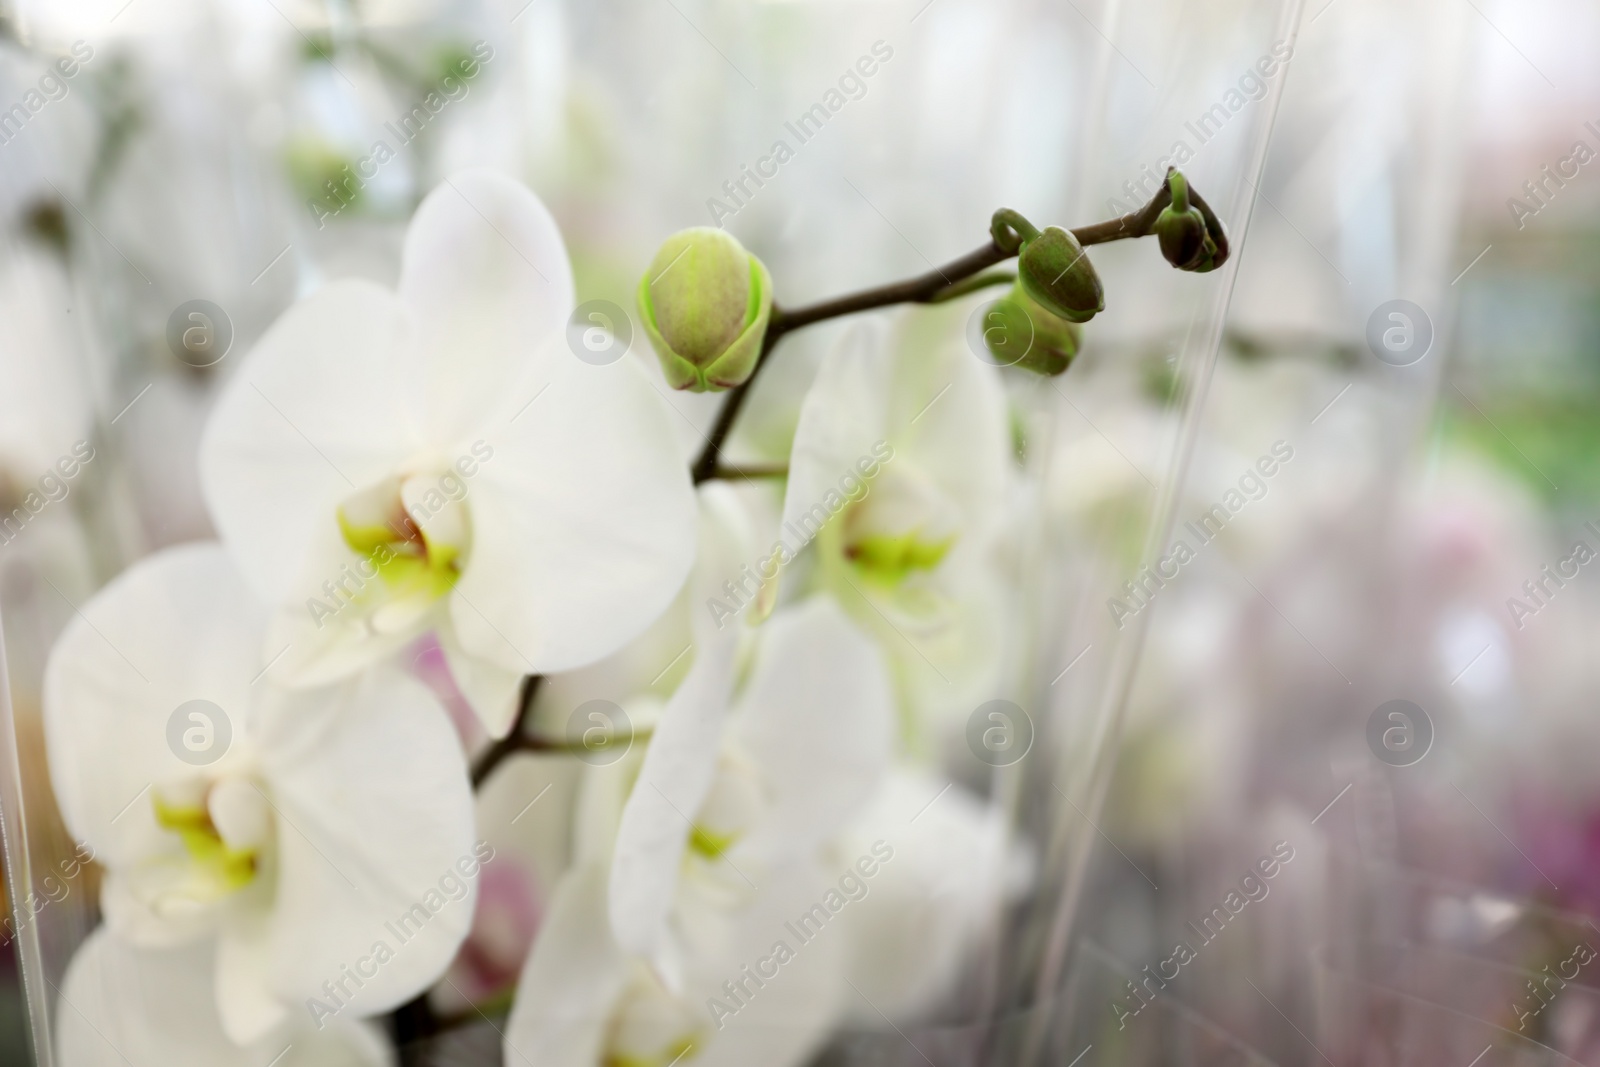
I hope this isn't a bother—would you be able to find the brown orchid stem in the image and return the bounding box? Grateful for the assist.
[468,674,543,787]
[469,676,652,788]
[689,178,1197,485]
[711,463,790,479]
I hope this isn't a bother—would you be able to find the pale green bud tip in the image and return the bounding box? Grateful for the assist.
[638,227,773,392]
[1017,226,1104,324]
[1167,170,1190,213]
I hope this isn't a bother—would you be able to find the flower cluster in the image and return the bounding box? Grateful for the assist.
[45,170,1038,1067]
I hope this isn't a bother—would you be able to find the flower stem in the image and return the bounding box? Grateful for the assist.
[469,677,654,787]
[711,462,790,479]
[689,178,1193,484]
[926,270,1018,303]
[469,674,543,788]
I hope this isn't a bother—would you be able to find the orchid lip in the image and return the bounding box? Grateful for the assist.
[143,774,273,911]
[332,467,474,635]
[837,466,962,585]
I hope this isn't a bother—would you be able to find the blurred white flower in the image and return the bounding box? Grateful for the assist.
[57,926,393,1067]
[781,318,1013,744]
[43,543,476,1043]
[608,593,896,974]
[833,768,1033,1022]
[200,170,697,735]
[506,859,846,1067]
[494,473,894,1065]
[0,242,92,480]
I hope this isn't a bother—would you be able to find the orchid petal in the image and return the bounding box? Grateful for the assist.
[56,927,392,1067]
[733,597,895,859]
[608,623,739,961]
[200,281,419,606]
[99,870,216,948]
[447,351,697,679]
[397,169,576,444]
[504,863,629,1067]
[42,543,263,878]
[781,322,893,538]
[607,485,755,960]
[215,915,286,1044]
[679,861,850,1067]
[885,323,1010,533]
[836,770,1033,1022]
[251,667,477,1025]
[437,630,525,739]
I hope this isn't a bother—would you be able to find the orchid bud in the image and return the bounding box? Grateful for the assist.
[1155,171,1224,273]
[1015,223,1103,324]
[981,284,1081,376]
[637,227,773,392]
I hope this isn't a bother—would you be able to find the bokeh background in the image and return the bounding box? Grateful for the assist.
[2,0,1600,1062]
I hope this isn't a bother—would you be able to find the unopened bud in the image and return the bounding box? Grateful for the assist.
[638,228,773,392]
[1016,224,1103,324]
[1155,171,1226,273]
[981,284,1081,376]
[991,210,1103,324]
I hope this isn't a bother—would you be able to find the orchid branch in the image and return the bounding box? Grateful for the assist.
[687,173,1223,484]
[468,674,542,787]
[469,676,653,787]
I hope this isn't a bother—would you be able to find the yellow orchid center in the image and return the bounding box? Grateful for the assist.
[143,776,271,910]
[839,467,960,586]
[687,751,767,863]
[604,1038,698,1067]
[334,470,472,633]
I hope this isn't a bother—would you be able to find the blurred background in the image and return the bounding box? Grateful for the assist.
[2,0,1600,1063]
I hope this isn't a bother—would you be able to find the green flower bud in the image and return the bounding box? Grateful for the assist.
[1016,224,1103,324]
[638,227,773,392]
[1155,172,1224,273]
[980,283,1081,377]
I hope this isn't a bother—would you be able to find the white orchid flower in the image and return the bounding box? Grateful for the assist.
[781,317,1014,743]
[43,543,477,1044]
[498,551,894,1067]
[506,860,848,1067]
[56,926,393,1067]
[505,592,891,1067]
[833,768,1033,1022]
[530,478,764,737]
[609,592,896,976]
[200,169,697,735]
